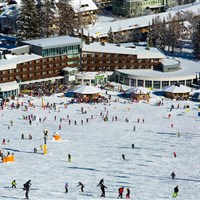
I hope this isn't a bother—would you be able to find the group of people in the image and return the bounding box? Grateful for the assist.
[11,180,31,199]
[64,179,131,199]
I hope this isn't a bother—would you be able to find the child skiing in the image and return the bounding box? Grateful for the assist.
[11,180,16,188]
[172,185,179,198]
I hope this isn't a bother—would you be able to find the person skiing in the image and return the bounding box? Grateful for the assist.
[23,180,31,199]
[118,187,124,198]
[172,185,179,198]
[133,126,136,131]
[2,139,6,145]
[100,183,107,197]
[68,154,71,162]
[178,132,180,137]
[132,144,135,149]
[122,154,126,160]
[65,182,68,193]
[11,180,16,188]
[77,181,84,192]
[125,188,130,199]
[170,171,176,180]
[173,152,177,158]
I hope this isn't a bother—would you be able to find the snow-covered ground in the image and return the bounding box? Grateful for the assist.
[0,91,200,200]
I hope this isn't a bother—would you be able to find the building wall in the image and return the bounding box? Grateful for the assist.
[0,55,80,83]
[81,51,160,71]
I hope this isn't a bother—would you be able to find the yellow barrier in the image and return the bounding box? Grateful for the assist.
[43,144,47,155]
[2,155,15,163]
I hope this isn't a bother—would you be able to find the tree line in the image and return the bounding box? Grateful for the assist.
[17,0,84,41]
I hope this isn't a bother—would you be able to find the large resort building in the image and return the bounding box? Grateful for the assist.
[0,35,199,98]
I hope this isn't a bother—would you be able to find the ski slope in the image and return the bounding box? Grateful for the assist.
[0,91,200,200]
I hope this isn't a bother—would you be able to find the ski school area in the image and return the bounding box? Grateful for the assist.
[0,90,200,200]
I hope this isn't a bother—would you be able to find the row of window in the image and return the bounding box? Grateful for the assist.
[42,45,80,57]
[126,79,192,89]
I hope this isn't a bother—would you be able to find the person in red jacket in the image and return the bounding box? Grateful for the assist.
[118,187,124,198]
[173,152,177,158]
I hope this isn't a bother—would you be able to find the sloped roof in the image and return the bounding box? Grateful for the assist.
[73,85,101,94]
[127,87,150,94]
[163,85,191,93]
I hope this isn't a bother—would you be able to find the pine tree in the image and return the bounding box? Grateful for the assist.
[16,0,40,41]
[57,0,74,36]
[42,0,56,37]
[192,17,200,60]
[147,23,153,48]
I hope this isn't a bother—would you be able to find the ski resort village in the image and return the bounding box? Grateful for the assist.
[0,0,200,200]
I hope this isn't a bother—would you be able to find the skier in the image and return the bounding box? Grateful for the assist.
[100,183,107,197]
[68,154,71,162]
[132,144,135,149]
[178,132,180,137]
[23,180,31,199]
[21,134,24,140]
[118,187,124,198]
[173,152,177,158]
[170,171,176,180]
[172,185,179,198]
[133,126,136,131]
[11,180,16,188]
[122,154,126,160]
[65,182,68,193]
[2,139,6,145]
[77,181,84,192]
[125,188,130,199]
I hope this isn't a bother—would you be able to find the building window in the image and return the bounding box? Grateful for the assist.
[178,80,185,85]
[137,80,144,87]
[145,80,152,88]
[153,81,160,89]
[162,81,169,88]
[170,81,177,85]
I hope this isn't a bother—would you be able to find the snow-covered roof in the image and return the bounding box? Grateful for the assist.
[127,87,150,94]
[68,0,98,13]
[0,53,42,71]
[0,81,19,92]
[73,85,101,94]
[161,58,180,66]
[22,36,82,49]
[163,84,192,93]
[83,2,200,38]
[83,42,165,59]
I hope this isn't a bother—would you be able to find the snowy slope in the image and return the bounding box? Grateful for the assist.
[0,91,200,200]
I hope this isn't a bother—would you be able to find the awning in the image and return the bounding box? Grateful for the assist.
[21,76,64,85]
